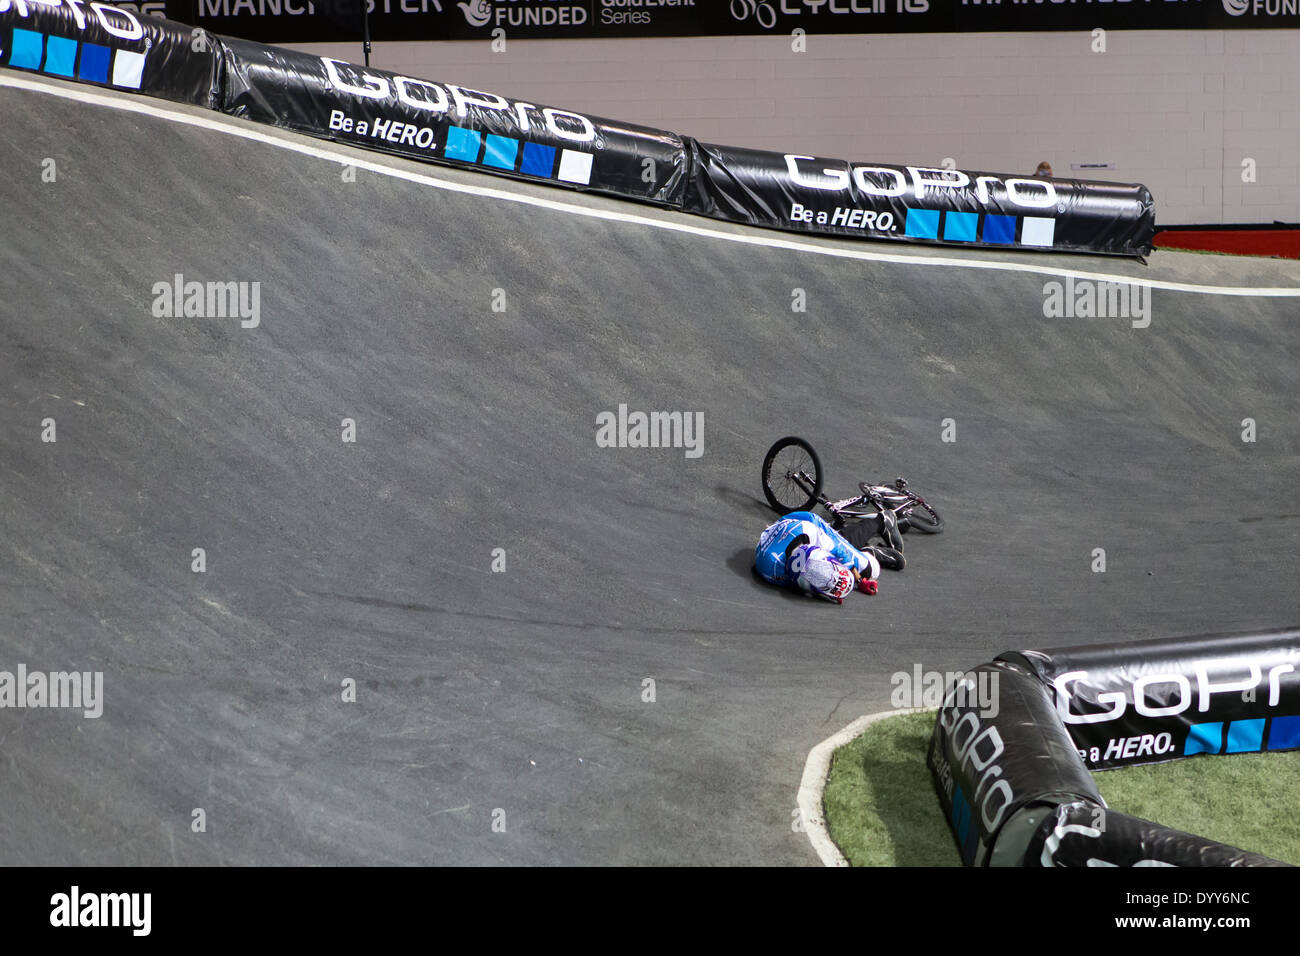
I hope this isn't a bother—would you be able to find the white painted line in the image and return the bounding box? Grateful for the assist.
[3,72,1299,298]
[798,707,935,867]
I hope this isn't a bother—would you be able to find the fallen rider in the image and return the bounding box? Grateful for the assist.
[753,510,905,603]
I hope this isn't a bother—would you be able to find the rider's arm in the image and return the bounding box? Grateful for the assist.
[816,519,879,580]
[849,564,879,594]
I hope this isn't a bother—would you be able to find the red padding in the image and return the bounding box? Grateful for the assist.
[1155,229,1300,259]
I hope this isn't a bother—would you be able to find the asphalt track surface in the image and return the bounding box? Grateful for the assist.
[2,75,1298,866]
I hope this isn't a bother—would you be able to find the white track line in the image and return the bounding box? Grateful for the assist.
[798,707,934,867]
[4,72,1299,298]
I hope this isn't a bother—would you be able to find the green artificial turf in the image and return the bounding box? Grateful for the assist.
[1092,750,1300,865]
[822,710,960,867]
[822,709,1300,866]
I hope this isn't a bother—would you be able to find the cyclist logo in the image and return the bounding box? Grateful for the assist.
[730,0,927,29]
[730,0,776,29]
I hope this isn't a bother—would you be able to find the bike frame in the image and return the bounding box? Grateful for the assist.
[785,470,925,524]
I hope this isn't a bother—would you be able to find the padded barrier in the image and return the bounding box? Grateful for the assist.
[1,0,1155,256]
[930,630,1300,866]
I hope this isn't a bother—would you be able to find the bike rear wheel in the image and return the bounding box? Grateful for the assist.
[900,500,943,534]
[761,436,822,514]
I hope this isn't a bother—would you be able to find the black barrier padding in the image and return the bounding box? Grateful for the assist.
[218,36,688,206]
[1029,801,1292,868]
[1001,629,1300,771]
[928,661,1104,867]
[0,0,221,108]
[683,140,1156,257]
[1,1,1157,258]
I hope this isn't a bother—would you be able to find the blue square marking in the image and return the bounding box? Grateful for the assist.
[982,214,1017,244]
[904,208,940,240]
[943,211,978,242]
[1184,722,1223,756]
[952,785,971,845]
[520,142,556,178]
[43,34,76,76]
[1226,719,1266,754]
[77,42,110,83]
[482,134,519,171]
[1267,715,1300,751]
[10,29,45,70]
[444,126,481,163]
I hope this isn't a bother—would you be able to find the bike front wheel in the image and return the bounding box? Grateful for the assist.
[761,436,822,514]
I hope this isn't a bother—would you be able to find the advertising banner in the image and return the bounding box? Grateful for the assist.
[683,141,1156,256]
[1002,630,1300,771]
[1,3,1156,256]
[927,661,1103,867]
[0,0,223,106]
[218,36,688,203]
[109,0,1300,45]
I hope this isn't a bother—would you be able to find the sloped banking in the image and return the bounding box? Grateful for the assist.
[0,0,1154,257]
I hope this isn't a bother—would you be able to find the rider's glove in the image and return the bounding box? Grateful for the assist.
[859,578,877,595]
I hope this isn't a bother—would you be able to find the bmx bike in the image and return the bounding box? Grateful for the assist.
[760,436,943,535]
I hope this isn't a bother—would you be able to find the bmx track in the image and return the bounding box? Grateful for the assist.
[2,73,1298,865]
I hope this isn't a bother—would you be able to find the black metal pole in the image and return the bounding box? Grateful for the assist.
[361,0,372,66]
